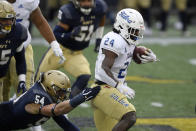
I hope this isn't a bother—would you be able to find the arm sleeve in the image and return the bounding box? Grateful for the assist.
[53,115,80,131]
[14,47,26,76]
[53,25,71,44]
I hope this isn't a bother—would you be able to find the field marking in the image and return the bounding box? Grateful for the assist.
[89,76,192,84]
[125,76,191,84]
[136,117,196,131]
[31,37,196,46]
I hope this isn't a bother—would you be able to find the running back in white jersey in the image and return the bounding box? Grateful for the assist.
[95,31,136,87]
[12,0,40,47]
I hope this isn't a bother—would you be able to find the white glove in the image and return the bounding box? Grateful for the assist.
[137,48,157,64]
[51,41,66,64]
[116,82,135,99]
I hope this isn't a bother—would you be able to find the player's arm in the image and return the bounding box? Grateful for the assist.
[101,49,118,87]
[30,7,65,62]
[53,21,81,43]
[14,45,26,82]
[94,15,106,53]
[25,86,100,116]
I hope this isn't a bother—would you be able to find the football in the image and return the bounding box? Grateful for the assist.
[133,46,147,64]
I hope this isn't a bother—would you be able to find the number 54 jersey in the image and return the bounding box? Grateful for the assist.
[95,31,136,86]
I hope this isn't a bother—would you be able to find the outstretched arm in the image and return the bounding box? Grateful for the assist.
[25,87,100,116]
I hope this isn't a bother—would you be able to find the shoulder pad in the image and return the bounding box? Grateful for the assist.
[101,32,123,55]
[58,3,75,20]
[15,23,28,42]
[23,0,40,11]
[95,0,108,15]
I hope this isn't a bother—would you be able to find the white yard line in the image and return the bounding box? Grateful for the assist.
[31,37,196,46]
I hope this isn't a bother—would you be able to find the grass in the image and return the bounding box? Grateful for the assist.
[20,42,196,131]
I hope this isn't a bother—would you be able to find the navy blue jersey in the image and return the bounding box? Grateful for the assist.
[0,82,79,131]
[0,23,27,78]
[56,0,107,51]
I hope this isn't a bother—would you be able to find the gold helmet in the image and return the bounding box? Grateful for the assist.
[0,1,16,34]
[40,70,71,103]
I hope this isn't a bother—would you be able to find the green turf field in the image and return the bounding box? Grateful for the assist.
[16,42,195,131]
[16,21,196,131]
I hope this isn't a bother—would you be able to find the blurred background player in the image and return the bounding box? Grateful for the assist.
[91,8,157,131]
[118,0,153,36]
[35,0,107,98]
[0,70,100,130]
[3,0,65,100]
[0,1,27,102]
[159,0,190,36]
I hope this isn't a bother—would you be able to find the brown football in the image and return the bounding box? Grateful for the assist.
[133,46,147,64]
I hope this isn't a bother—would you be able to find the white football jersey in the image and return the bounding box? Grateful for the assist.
[95,31,135,87]
[12,0,40,47]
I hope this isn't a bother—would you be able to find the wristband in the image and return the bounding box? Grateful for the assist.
[39,105,43,114]
[69,93,85,108]
[51,104,57,116]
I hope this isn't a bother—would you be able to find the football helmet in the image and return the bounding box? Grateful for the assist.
[40,70,71,103]
[113,8,145,45]
[70,0,94,15]
[0,1,16,35]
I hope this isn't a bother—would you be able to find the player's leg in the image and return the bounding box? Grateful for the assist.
[176,0,188,35]
[160,0,172,32]
[112,111,136,131]
[2,72,11,101]
[63,49,91,98]
[92,84,136,130]
[0,78,4,102]
[93,109,118,131]
[34,47,64,81]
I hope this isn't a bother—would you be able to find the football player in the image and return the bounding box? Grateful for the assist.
[0,70,100,130]
[3,0,65,101]
[34,0,107,98]
[159,0,189,36]
[0,1,27,102]
[91,8,157,131]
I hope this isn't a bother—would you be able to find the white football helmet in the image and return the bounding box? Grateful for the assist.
[70,0,94,15]
[113,8,145,45]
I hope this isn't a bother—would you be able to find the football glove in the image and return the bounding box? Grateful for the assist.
[94,39,101,53]
[137,48,157,64]
[17,81,27,94]
[82,86,101,101]
[71,26,81,38]
[116,82,135,99]
[50,41,65,64]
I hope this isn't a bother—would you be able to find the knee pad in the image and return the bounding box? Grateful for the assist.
[70,74,91,98]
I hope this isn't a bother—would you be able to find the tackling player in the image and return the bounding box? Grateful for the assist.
[0,70,100,130]
[3,0,65,100]
[91,8,157,131]
[35,0,107,98]
[0,1,27,103]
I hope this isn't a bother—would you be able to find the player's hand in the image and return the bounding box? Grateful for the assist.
[17,81,27,94]
[137,48,157,64]
[116,82,135,99]
[50,41,66,64]
[71,26,81,37]
[82,86,101,101]
[94,39,101,53]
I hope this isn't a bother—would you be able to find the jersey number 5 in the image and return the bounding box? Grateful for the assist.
[0,49,11,65]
